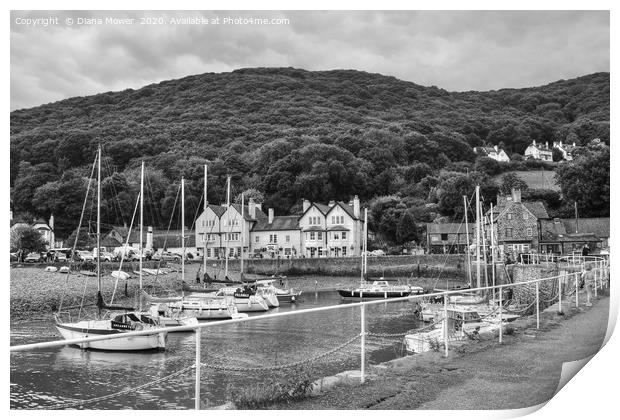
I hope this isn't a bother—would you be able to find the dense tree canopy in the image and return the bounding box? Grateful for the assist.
[10,68,609,246]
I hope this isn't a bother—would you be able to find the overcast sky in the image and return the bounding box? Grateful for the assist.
[10,10,609,110]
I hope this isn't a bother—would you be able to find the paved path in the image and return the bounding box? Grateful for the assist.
[274,293,610,410]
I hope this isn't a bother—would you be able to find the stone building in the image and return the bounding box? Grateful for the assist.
[524,140,553,161]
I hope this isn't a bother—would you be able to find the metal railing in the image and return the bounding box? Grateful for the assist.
[10,256,609,409]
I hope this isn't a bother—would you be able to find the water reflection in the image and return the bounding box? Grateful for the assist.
[11,290,420,409]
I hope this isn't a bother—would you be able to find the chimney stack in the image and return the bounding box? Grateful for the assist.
[494,145,498,152]
[511,188,521,203]
[328,200,336,207]
[146,226,154,250]
[353,195,360,218]
[268,208,274,224]
[248,197,256,219]
[533,140,536,146]
[302,199,310,213]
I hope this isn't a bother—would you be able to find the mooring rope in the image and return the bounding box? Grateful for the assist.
[202,334,361,372]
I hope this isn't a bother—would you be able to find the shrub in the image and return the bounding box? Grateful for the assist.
[227,366,314,409]
[504,324,516,336]
[428,337,442,352]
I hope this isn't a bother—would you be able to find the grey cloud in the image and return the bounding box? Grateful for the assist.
[10,10,609,110]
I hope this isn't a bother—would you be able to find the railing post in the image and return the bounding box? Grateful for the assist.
[574,272,579,308]
[536,281,540,330]
[195,327,201,410]
[360,304,365,383]
[443,292,449,357]
[594,262,598,298]
[498,285,503,344]
[558,274,562,314]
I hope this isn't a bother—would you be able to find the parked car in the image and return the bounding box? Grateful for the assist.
[10,252,18,262]
[53,251,68,262]
[152,251,182,262]
[75,250,95,262]
[370,249,386,256]
[24,252,43,263]
[98,252,115,262]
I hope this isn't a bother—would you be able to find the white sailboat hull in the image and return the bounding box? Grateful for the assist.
[55,320,166,351]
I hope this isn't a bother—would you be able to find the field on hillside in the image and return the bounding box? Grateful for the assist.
[496,170,560,191]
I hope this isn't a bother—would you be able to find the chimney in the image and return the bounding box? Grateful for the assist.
[494,145,498,152]
[573,142,576,147]
[146,226,153,250]
[511,188,521,203]
[302,199,310,213]
[533,140,536,146]
[328,200,336,207]
[353,195,360,218]
[553,218,561,225]
[545,141,549,149]
[268,208,274,224]
[248,197,256,219]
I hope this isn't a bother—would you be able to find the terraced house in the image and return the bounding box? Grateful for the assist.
[298,196,364,258]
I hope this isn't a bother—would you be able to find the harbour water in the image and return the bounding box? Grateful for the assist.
[10,290,422,409]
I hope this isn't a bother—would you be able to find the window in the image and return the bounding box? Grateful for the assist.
[284,248,291,256]
[526,228,533,237]
[332,216,335,224]
[334,233,340,240]
[310,232,315,240]
[342,246,347,256]
[318,247,323,256]
[505,228,513,237]
[441,233,448,241]
[285,235,290,243]
[255,236,260,243]
[342,232,347,240]
[206,248,211,258]
[317,232,323,240]
[269,234,278,243]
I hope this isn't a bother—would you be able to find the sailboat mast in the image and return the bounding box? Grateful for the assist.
[96,146,102,294]
[203,164,207,278]
[491,203,496,289]
[480,199,489,289]
[139,161,144,301]
[360,208,365,285]
[240,192,244,280]
[181,177,185,282]
[463,195,472,287]
[364,208,368,276]
[225,175,230,278]
[475,185,481,290]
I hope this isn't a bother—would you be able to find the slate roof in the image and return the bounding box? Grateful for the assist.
[327,225,350,231]
[538,219,567,242]
[562,218,610,238]
[313,203,332,214]
[302,226,325,232]
[523,202,549,219]
[252,215,300,231]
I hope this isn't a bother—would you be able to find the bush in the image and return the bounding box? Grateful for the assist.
[504,324,516,336]
[227,367,314,409]
[428,337,442,352]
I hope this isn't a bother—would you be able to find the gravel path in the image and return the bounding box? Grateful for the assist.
[271,292,610,410]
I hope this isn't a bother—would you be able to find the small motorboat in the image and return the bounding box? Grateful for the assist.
[254,279,302,303]
[337,280,413,300]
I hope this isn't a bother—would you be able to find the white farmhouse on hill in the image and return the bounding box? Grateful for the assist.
[524,140,553,161]
[474,145,510,162]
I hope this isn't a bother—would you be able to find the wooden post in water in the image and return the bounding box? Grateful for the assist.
[195,327,201,410]
[360,304,366,383]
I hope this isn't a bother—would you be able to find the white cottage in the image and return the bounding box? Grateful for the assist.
[298,196,364,258]
[524,140,553,161]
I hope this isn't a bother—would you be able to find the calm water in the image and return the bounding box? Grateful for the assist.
[10,291,421,409]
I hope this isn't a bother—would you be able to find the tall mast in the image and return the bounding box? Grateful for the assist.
[364,208,368,277]
[240,192,244,280]
[491,203,496,290]
[225,175,231,278]
[181,177,185,282]
[96,147,102,294]
[360,208,365,285]
[139,161,144,309]
[475,185,481,290]
[481,199,489,290]
[203,164,207,278]
[463,195,472,287]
